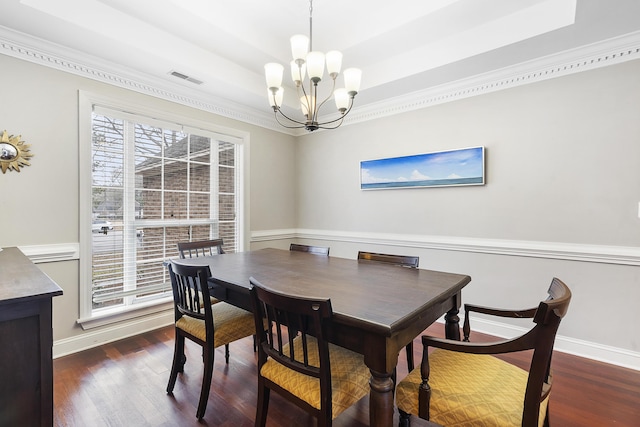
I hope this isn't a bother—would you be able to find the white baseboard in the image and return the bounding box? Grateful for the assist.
[460,318,640,371]
[53,310,173,359]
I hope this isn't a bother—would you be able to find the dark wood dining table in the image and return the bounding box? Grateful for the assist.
[173,247,471,427]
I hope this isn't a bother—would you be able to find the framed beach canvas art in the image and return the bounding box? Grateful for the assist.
[360,146,485,190]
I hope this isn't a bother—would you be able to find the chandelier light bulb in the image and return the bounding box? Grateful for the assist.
[344,68,362,95]
[306,51,325,82]
[334,88,349,113]
[290,35,309,63]
[265,63,284,91]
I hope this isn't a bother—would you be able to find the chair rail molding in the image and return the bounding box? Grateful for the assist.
[253,228,640,266]
[17,243,79,263]
[341,30,640,127]
[251,229,298,241]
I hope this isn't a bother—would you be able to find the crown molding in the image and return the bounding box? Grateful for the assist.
[2,25,639,136]
[342,30,640,127]
[0,25,298,135]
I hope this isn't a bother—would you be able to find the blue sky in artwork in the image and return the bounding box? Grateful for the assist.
[361,147,484,184]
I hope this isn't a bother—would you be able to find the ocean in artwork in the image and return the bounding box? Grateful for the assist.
[360,146,485,190]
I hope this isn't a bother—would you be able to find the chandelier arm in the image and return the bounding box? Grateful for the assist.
[274,108,307,127]
[274,111,306,129]
[296,61,313,115]
[317,117,346,130]
[310,82,319,123]
[296,76,314,122]
[311,96,355,127]
[312,77,337,122]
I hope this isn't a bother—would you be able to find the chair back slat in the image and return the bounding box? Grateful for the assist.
[177,239,225,259]
[357,251,419,268]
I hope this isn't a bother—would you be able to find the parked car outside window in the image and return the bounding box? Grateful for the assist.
[92,220,113,233]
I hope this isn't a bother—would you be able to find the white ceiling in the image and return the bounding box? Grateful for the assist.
[1,0,640,133]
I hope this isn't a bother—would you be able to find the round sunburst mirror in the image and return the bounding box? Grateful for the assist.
[0,130,33,173]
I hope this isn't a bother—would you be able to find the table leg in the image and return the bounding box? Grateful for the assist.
[444,306,461,340]
[369,369,395,427]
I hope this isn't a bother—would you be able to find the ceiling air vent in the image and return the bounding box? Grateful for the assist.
[169,70,203,85]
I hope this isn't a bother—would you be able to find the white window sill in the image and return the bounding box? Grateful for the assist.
[77,297,174,330]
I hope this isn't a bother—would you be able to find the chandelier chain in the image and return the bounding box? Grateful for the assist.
[309,0,313,51]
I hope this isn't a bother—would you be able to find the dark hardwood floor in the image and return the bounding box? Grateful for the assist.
[53,324,640,426]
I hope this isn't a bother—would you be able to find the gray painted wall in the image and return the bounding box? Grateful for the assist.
[0,53,297,344]
[294,59,640,364]
[1,51,639,368]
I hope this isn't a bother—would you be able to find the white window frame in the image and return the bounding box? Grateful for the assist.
[77,91,249,329]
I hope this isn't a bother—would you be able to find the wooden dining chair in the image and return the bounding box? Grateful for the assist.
[166,261,255,420]
[249,277,370,427]
[177,238,225,259]
[396,277,572,427]
[289,243,330,256]
[357,251,420,370]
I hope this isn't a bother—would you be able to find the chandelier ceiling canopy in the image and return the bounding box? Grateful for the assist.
[264,0,361,132]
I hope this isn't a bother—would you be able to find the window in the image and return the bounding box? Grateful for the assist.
[79,93,246,326]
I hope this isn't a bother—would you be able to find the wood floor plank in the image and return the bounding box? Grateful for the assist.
[53,324,640,426]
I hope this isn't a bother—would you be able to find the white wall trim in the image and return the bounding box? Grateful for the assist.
[255,228,640,266]
[21,234,640,367]
[0,26,290,135]
[341,31,640,127]
[454,318,640,372]
[18,234,640,367]
[53,309,173,359]
[17,243,79,263]
[76,300,174,330]
[1,27,639,135]
[251,228,298,241]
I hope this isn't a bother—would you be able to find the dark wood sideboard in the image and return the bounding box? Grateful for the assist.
[0,247,63,427]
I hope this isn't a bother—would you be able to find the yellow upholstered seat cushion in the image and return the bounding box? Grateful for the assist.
[175,302,255,347]
[260,336,370,419]
[396,349,549,427]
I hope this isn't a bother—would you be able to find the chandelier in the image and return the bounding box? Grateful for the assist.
[264,0,361,132]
